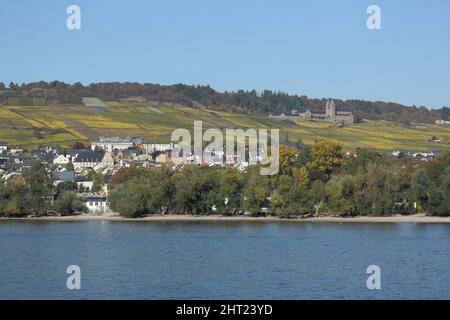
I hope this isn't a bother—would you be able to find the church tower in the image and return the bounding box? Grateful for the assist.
[326,99,336,120]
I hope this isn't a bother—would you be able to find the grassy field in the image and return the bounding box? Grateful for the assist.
[0,101,449,152]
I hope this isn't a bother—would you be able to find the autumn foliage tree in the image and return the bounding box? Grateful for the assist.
[307,141,345,178]
[108,167,140,190]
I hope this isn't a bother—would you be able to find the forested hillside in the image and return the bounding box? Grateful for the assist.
[1,81,449,124]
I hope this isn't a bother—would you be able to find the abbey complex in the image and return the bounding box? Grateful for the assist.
[299,100,354,124]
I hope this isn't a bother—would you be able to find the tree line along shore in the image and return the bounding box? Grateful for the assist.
[0,141,449,218]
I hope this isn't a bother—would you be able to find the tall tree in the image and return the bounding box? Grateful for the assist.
[24,161,51,215]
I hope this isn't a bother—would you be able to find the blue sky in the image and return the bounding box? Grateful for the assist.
[1,0,449,108]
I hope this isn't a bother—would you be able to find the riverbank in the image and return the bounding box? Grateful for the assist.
[0,213,449,223]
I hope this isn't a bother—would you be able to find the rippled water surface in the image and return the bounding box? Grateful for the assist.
[0,221,449,299]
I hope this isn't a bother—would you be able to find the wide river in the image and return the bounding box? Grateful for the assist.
[0,220,449,299]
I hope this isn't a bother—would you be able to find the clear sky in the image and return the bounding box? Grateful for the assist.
[1,0,449,108]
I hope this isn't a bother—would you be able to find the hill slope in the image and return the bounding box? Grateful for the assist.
[0,102,449,152]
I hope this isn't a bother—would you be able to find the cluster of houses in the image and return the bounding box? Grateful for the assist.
[0,135,441,215]
[0,137,181,215]
[0,136,265,215]
[390,150,437,161]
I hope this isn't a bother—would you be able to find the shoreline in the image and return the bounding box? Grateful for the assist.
[0,213,449,223]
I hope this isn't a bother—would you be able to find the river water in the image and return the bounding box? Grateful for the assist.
[0,220,448,299]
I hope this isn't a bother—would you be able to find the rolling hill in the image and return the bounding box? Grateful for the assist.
[0,101,449,152]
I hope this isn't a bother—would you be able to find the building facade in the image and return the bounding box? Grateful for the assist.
[73,151,113,170]
[435,119,450,125]
[84,196,108,214]
[0,142,7,154]
[91,137,136,152]
[143,143,175,153]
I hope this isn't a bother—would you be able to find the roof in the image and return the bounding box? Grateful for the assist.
[98,136,133,143]
[85,196,107,202]
[96,136,146,145]
[32,151,56,163]
[74,151,104,163]
[65,149,86,156]
[52,171,75,182]
[336,109,352,114]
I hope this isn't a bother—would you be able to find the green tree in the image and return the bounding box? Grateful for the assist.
[0,183,24,217]
[241,166,271,215]
[310,180,326,215]
[270,175,294,216]
[54,181,77,199]
[53,191,87,215]
[411,152,450,216]
[171,166,219,215]
[23,161,51,215]
[66,162,75,171]
[108,177,151,217]
[88,171,104,193]
[215,168,244,215]
[345,148,384,175]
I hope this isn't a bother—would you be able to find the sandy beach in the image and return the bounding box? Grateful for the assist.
[0,213,449,223]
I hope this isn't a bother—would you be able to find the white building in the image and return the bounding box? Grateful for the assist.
[144,143,175,153]
[91,137,135,152]
[0,142,7,154]
[9,147,23,155]
[85,196,108,214]
[53,154,71,165]
[435,119,450,125]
